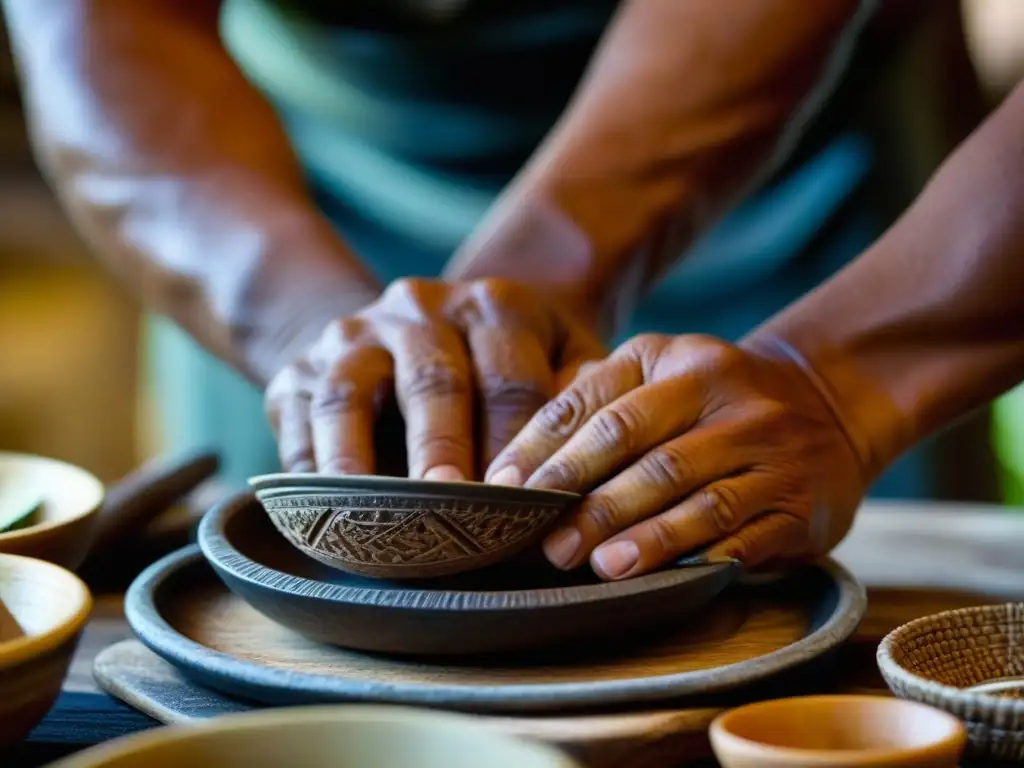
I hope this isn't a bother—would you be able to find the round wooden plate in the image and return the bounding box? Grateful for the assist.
[197,494,740,655]
[124,545,866,713]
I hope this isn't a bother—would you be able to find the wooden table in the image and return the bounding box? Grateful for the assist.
[9,500,1024,767]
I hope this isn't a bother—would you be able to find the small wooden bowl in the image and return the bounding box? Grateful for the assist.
[45,705,581,768]
[877,603,1024,763]
[249,473,579,579]
[0,553,92,746]
[709,695,966,768]
[0,452,104,570]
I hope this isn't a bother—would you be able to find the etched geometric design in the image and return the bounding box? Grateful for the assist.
[262,494,562,574]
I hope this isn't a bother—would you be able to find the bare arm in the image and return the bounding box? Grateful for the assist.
[2,0,380,385]
[744,77,1024,480]
[446,0,871,335]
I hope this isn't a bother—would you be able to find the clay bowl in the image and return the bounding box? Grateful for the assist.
[44,705,581,768]
[877,603,1024,763]
[709,695,966,768]
[249,473,579,579]
[0,553,92,746]
[0,452,104,571]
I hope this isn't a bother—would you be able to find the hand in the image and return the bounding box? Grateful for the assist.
[485,333,869,579]
[264,278,604,480]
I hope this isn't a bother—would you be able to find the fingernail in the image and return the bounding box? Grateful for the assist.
[424,465,464,482]
[488,465,523,487]
[542,527,581,569]
[592,540,640,579]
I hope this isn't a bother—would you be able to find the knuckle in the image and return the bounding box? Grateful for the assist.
[401,356,470,401]
[622,333,671,360]
[478,373,548,412]
[648,515,684,557]
[310,380,363,416]
[697,339,745,375]
[581,494,623,534]
[532,460,583,491]
[700,486,741,535]
[640,444,694,490]
[408,432,471,461]
[590,406,640,452]
[536,389,589,437]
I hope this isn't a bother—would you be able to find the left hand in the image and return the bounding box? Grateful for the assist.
[485,333,869,579]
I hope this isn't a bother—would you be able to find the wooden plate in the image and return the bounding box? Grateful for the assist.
[124,546,865,713]
[196,493,739,655]
[94,640,728,768]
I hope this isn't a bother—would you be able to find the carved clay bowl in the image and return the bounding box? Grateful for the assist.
[249,473,580,580]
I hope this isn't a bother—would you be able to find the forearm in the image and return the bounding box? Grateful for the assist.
[3,0,380,385]
[744,79,1024,479]
[446,0,870,336]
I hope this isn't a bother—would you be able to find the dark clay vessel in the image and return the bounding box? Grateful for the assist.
[198,492,741,655]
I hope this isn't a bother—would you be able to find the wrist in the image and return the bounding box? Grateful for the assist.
[232,216,381,384]
[445,188,639,341]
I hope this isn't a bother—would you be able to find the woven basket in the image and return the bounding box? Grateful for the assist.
[877,603,1024,764]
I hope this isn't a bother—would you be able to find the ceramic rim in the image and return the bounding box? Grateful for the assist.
[0,553,92,668]
[0,452,104,542]
[125,545,866,712]
[248,472,580,503]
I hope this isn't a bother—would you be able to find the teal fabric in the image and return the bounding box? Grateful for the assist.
[146,0,915,492]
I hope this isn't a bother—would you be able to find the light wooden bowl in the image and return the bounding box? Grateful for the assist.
[0,452,104,570]
[878,603,1024,763]
[0,553,92,746]
[709,695,966,768]
[44,705,582,768]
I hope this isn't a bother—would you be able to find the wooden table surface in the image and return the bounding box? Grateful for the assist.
[10,499,1024,767]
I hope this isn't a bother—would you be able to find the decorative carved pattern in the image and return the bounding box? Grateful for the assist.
[262,494,563,576]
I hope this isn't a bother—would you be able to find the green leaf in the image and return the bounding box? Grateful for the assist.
[0,483,43,533]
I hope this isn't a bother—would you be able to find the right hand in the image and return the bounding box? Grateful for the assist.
[264,278,605,480]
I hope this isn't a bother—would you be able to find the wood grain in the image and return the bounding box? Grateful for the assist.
[92,641,731,768]
[93,502,1024,767]
[168,581,811,685]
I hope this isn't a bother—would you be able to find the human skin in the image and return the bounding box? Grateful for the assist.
[488,75,1024,580]
[2,0,866,478]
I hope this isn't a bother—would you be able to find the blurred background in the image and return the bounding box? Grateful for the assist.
[1,0,1022,502]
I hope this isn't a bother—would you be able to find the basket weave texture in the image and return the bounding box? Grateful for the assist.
[877,603,1024,763]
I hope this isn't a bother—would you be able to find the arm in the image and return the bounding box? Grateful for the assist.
[2,0,380,385]
[743,77,1024,481]
[445,0,872,335]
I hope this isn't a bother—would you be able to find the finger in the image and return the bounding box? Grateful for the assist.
[704,511,810,569]
[265,364,316,473]
[270,395,315,472]
[386,325,474,481]
[541,418,752,570]
[526,374,706,499]
[484,354,643,488]
[465,325,554,469]
[310,346,393,475]
[589,474,779,580]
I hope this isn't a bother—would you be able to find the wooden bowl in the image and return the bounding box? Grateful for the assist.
[877,603,1024,763]
[44,705,581,768]
[709,695,966,768]
[0,452,104,570]
[249,473,579,579]
[0,553,92,746]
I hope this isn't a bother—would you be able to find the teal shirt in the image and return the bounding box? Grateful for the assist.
[218,0,871,289]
